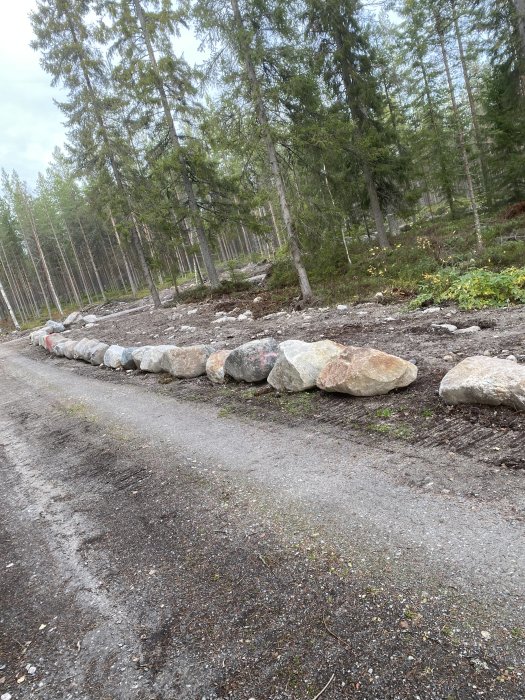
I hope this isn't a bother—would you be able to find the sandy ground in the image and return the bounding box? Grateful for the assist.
[0,330,524,699]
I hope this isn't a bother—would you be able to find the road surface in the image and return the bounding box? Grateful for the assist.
[0,340,524,699]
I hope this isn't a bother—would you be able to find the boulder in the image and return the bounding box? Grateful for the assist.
[161,345,213,378]
[73,338,99,362]
[121,347,138,370]
[63,311,83,328]
[44,320,65,334]
[89,342,110,366]
[206,349,232,384]
[317,346,418,396]
[38,332,50,347]
[439,356,525,410]
[268,339,346,393]
[53,340,69,357]
[139,345,176,373]
[132,346,152,367]
[103,345,126,369]
[61,340,78,359]
[43,333,66,353]
[224,337,279,383]
[83,314,98,324]
[30,329,48,346]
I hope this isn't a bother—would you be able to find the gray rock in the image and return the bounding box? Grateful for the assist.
[268,339,346,393]
[44,320,66,333]
[139,345,175,373]
[121,347,138,370]
[63,311,83,327]
[132,346,152,367]
[89,342,110,366]
[224,338,279,383]
[73,338,100,362]
[61,340,78,359]
[103,345,126,369]
[206,349,232,384]
[30,329,48,346]
[317,346,418,396]
[432,323,457,333]
[455,325,481,334]
[439,356,525,410]
[54,340,69,357]
[83,314,98,324]
[161,345,213,378]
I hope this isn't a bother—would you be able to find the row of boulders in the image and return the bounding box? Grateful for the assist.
[29,325,525,410]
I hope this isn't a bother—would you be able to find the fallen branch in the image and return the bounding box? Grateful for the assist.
[310,672,335,700]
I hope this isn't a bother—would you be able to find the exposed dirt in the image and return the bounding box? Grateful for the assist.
[1,347,524,699]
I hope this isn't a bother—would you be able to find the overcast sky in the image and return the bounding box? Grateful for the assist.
[0,1,66,187]
[0,2,203,190]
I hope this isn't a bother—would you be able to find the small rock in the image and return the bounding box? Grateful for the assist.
[336,304,348,311]
[238,310,254,321]
[212,317,231,325]
[506,355,517,362]
[82,314,98,324]
[454,325,481,334]
[432,323,457,333]
[187,309,198,315]
[180,325,196,332]
[443,355,454,361]
[253,296,263,303]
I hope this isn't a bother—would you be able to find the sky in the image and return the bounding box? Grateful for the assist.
[0,1,205,189]
[0,1,66,187]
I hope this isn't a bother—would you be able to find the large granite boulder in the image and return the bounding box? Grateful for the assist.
[161,345,213,378]
[206,349,232,384]
[132,346,152,368]
[61,340,78,359]
[139,345,176,373]
[89,342,110,366]
[224,338,279,383]
[268,339,345,392]
[317,346,417,396]
[103,345,126,369]
[53,340,69,357]
[73,338,100,362]
[439,356,525,410]
[43,333,66,353]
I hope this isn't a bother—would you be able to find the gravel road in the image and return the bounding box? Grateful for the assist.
[0,340,524,699]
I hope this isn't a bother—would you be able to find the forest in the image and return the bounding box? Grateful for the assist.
[1,0,525,329]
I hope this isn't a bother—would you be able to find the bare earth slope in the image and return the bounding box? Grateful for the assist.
[0,338,524,699]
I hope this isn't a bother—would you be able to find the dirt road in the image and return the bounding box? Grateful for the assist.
[1,340,524,699]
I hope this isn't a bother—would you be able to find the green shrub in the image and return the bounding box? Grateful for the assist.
[411,267,525,309]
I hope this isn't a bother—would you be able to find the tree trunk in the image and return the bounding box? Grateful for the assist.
[229,0,313,302]
[435,10,483,252]
[451,0,492,205]
[23,194,63,315]
[76,216,107,301]
[419,58,457,217]
[109,209,138,297]
[131,0,219,289]
[513,0,525,92]
[46,207,83,308]
[0,277,20,330]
